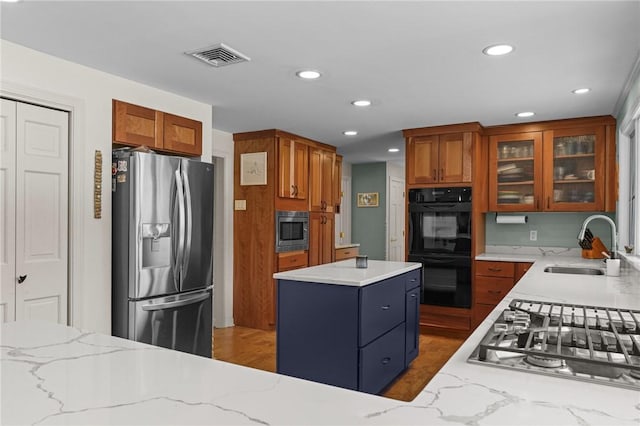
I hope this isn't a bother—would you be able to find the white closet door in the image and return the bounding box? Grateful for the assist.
[388,177,405,261]
[0,99,17,323]
[15,102,69,324]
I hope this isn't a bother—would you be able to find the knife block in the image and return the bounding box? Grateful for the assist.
[581,237,609,259]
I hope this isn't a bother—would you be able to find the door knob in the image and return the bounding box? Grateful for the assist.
[17,275,27,284]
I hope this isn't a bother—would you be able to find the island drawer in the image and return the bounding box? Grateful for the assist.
[475,276,514,304]
[360,276,405,346]
[475,261,515,278]
[359,323,405,394]
[404,269,421,290]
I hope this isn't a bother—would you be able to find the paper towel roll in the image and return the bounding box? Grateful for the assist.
[495,214,528,224]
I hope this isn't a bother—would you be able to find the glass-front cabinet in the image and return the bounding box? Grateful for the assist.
[543,126,605,211]
[489,132,543,211]
[489,125,608,212]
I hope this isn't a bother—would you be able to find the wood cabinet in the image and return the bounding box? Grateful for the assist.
[309,148,335,212]
[277,137,308,200]
[489,132,543,211]
[276,268,421,394]
[233,129,335,330]
[112,99,202,156]
[335,246,359,260]
[473,260,533,328]
[487,116,616,212]
[309,212,334,266]
[334,155,343,210]
[405,131,473,185]
[277,251,308,272]
[542,126,606,211]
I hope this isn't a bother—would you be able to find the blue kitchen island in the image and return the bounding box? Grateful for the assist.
[273,259,422,394]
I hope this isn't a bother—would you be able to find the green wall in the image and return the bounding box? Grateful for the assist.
[485,212,617,248]
[352,163,386,260]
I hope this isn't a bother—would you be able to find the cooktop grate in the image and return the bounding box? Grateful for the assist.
[468,299,640,390]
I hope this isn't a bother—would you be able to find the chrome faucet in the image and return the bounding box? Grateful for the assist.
[577,214,618,259]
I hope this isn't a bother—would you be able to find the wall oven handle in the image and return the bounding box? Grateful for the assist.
[420,257,458,264]
[141,291,210,311]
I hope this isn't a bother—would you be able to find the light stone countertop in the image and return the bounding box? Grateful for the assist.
[273,259,421,286]
[3,257,640,425]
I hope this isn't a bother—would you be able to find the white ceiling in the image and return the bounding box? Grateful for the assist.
[1,1,639,164]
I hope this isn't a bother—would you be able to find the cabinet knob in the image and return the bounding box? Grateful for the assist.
[17,275,27,284]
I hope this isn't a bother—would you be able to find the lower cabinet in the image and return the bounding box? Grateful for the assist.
[335,246,359,260]
[276,268,421,394]
[473,260,533,328]
[309,212,334,266]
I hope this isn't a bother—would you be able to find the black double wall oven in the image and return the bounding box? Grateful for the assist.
[408,187,472,309]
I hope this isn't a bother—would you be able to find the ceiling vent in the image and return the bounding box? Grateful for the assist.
[186,43,250,68]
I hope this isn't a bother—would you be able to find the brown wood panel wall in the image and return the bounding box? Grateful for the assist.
[233,137,277,329]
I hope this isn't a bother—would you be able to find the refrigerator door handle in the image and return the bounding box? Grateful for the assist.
[141,290,210,311]
[181,168,193,277]
[174,169,186,281]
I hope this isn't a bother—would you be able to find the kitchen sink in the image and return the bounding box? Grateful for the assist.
[543,266,604,275]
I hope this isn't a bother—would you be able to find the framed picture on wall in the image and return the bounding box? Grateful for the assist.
[240,152,267,185]
[357,192,379,207]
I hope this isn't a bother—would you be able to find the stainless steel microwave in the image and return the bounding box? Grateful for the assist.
[275,211,309,253]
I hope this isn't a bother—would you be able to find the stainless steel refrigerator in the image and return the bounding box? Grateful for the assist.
[112,150,213,357]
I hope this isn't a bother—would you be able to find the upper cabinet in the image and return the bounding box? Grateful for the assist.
[404,123,478,186]
[112,99,202,156]
[487,117,616,212]
[277,137,308,200]
[489,132,543,211]
[309,147,335,212]
[334,155,343,211]
[543,126,605,211]
[162,113,203,156]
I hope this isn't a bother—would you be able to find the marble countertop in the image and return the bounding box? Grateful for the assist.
[3,257,640,425]
[273,259,421,286]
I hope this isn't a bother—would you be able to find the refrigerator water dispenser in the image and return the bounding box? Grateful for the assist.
[142,223,171,268]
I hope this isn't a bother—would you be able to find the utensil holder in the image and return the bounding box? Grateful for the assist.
[581,237,609,259]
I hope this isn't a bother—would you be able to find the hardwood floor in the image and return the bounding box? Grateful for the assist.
[213,326,464,402]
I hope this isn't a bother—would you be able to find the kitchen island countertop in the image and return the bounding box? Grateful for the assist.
[273,259,421,286]
[2,257,639,425]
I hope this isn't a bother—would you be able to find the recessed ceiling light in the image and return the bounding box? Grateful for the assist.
[296,70,321,80]
[483,44,514,56]
[388,148,400,153]
[515,111,535,118]
[343,130,358,136]
[351,100,371,107]
[572,88,591,94]
[0,0,23,3]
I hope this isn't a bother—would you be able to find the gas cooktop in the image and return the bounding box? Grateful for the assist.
[468,299,640,390]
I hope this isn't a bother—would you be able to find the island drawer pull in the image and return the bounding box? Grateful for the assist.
[410,293,417,298]
[381,357,391,365]
[381,305,391,310]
